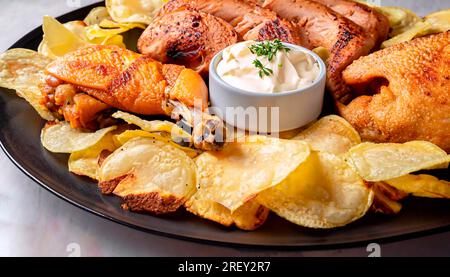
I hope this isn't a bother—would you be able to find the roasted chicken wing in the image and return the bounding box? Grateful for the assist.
[340,31,450,152]
[137,8,237,76]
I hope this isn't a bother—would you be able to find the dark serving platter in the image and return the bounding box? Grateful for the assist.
[1,2,449,248]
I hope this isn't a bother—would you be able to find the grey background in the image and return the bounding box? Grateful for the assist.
[0,0,449,256]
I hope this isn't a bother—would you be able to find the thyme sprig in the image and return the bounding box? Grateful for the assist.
[249,39,290,78]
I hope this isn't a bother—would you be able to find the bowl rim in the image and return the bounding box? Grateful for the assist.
[209,41,327,97]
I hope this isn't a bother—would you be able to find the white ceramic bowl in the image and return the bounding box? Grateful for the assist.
[209,43,326,133]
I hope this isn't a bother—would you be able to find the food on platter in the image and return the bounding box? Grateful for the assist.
[263,0,389,104]
[339,31,450,152]
[345,141,450,182]
[0,0,449,232]
[41,122,117,153]
[385,175,450,199]
[98,137,198,213]
[370,182,407,215]
[292,115,361,155]
[185,193,269,231]
[257,151,374,228]
[216,40,320,93]
[0,48,54,120]
[106,0,167,24]
[138,8,238,75]
[194,136,311,211]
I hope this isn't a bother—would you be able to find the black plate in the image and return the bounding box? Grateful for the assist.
[1,2,449,248]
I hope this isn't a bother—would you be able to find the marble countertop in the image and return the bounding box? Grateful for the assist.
[0,0,449,256]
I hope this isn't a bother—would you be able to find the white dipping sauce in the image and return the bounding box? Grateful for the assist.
[216,40,320,93]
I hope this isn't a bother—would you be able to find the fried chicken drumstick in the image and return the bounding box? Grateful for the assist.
[41,45,224,150]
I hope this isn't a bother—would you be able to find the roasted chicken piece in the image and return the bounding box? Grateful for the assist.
[157,0,302,43]
[312,0,389,48]
[137,8,237,76]
[340,31,450,152]
[43,45,224,150]
[263,0,380,104]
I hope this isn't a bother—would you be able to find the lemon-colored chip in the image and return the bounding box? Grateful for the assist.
[345,141,450,182]
[385,174,450,199]
[112,111,191,143]
[0,48,55,120]
[41,122,116,153]
[106,0,167,24]
[257,152,373,228]
[115,130,199,158]
[185,193,269,231]
[194,136,310,211]
[68,133,120,180]
[293,115,360,155]
[84,7,112,26]
[98,137,198,214]
[85,19,146,41]
[425,9,450,33]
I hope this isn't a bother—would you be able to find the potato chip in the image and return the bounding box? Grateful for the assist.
[293,115,361,155]
[370,182,403,215]
[375,6,422,37]
[84,19,146,41]
[425,9,450,33]
[257,152,373,228]
[185,192,269,231]
[115,130,199,158]
[106,0,166,24]
[312,47,330,64]
[41,122,116,153]
[84,7,112,26]
[112,111,191,143]
[381,21,432,49]
[194,136,310,211]
[98,137,197,214]
[68,133,120,179]
[345,141,450,182]
[0,48,55,120]
[385,174,450,198]
[39,16,126,59]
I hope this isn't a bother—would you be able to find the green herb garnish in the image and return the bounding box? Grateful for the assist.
[249,39,290,78]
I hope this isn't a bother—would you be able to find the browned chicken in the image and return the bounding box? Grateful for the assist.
[340,31,450,152]
[42,45,224,150]
[312,0,389,48]
[137,8,238,76]
[263,0,376,104]
[156,0,302,43]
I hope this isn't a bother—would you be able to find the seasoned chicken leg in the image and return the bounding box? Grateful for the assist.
[43,45,224,150]
[340,31,450,152]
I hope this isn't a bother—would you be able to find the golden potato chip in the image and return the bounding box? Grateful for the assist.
[381,21,432,48]
[312,47,330,64]
[84,19,146,41]
[346,141,449,182]
[112,111,191,143]
[106,0,166,24]
[257,152,373,228]
[68,133,120,179]
[98,137,197,214]
[375,6,422,37]
[194,136,310,211]
[84,7,112,25]
[185,192,269,231]
[293,115,360,155]
[385,174,450,198]
[115,130,199,158]
[41,122,116,153]
[0,48,55,120]
[370,182,406,215]
[425,9,450,33]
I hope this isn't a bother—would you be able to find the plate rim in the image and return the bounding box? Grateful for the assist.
[1,1,449,250]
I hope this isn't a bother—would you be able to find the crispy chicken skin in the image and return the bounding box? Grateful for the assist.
[137,8,237,76]
[157,0,302,44]
[45,45,208,116]
[263,0,374,104]
[340,32,450,152]
[312,0,389,48]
